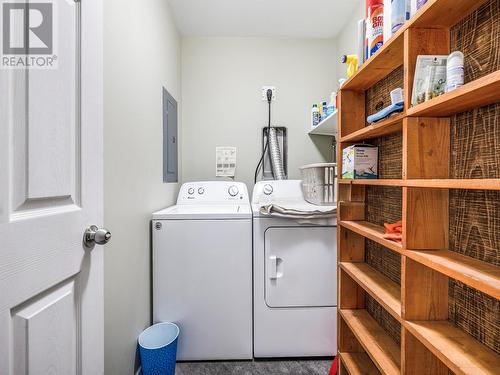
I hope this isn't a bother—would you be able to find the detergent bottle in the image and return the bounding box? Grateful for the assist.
[367,0,384,57]
[340,54,359,78]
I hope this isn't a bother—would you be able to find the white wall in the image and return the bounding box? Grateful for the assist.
[181,37,337,188]
[336,0,365,81]
[103,1,181,374]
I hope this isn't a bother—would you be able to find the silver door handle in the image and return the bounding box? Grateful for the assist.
[84,225,111,247]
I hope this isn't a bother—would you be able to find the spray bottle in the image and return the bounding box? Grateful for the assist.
[367,0,384,57]
[340,55,359,78]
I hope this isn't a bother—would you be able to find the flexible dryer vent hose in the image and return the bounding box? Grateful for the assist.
[268,127,286,180]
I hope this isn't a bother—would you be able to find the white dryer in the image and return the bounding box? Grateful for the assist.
[152,181,252,360]
[252,180,337,358]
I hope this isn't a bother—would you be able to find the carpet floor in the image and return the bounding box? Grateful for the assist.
[175,359,333,375]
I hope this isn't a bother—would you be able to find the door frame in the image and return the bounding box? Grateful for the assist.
[79,0,104,372]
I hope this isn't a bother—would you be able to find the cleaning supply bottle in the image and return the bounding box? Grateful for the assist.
[327,92,336,116]
[367,0,384,57]
[318,103,324,122]
[391,0,410,35]
[446,51,464,92]
[311,104,320,127]
[340,54,359,78]
[321,101,328,119]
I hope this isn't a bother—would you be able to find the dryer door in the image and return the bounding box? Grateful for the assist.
[264,226,337,308]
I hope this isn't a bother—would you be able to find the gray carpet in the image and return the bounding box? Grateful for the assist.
[175,359,332,375]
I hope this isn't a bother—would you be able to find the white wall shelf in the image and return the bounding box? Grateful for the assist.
[308,110,338,136]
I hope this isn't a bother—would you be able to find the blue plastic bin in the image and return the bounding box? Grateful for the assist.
[139,322,180,375]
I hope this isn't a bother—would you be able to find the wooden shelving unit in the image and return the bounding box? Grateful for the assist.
[336,0,500,373]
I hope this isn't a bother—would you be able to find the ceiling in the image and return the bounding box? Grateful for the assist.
[167,0,362,38]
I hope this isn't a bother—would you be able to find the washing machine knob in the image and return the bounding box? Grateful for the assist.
[198,187,205,195]
[188,187,195,195]
[263,184,273,195]
[228,185,239,197]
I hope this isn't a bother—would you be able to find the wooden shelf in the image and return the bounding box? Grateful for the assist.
[340,221,403,254]
[308,111,337,136]
[339,352,381,375]
[342,31,405,91]
[342,0,488,92]
[339,179,404,187]
[340,262,401,321]
[340,309,401,375]
[404,179,500,190]
[405,250,500,300]
[404,320,500,375]
[337,2,500,373]
[338,179,500,190]
[408,71,500,117]
[340,114,404,143]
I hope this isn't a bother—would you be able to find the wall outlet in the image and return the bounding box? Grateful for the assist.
[262,86,276,101]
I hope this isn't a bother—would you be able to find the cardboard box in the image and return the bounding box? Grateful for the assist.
[342,144,378,179]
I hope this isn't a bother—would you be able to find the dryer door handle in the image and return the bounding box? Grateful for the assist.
[268,256,278,279]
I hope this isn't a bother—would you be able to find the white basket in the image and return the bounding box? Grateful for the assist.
[299,163,337,206]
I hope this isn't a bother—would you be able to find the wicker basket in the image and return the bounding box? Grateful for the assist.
[299,163,337,206]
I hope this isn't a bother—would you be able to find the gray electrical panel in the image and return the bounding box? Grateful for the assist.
[163,87,178,183]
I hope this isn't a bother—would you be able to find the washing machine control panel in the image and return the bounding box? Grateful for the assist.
[263,184,274,195]
[177,181,249,204]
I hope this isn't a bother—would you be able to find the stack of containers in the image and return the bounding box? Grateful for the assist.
[300,163,337,206]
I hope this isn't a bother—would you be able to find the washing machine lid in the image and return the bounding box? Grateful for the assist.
[153,204,252,220]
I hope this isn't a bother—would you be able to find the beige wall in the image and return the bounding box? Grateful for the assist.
[103,0,181,374]
[180,37,337,188]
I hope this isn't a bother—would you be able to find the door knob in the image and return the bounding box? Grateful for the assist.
[84,225,111,247]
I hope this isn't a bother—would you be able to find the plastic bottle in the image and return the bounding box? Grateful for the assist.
[312,104,320,127]
[391,0,410,35]
[446,51,464,92]
[416,0,428,10]
[367,0,384,57]
[340,54,359,78]
[321,101,328,119]
[411,0,428,16]
[327,92,336,116]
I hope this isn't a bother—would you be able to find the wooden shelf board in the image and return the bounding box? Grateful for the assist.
[405,179,500,190]
[339,352,381,375]
[342,0,488,92]
[340,114,404,143]
[339,179,404,187]
[340,309,401,375]
[338,179,500,190]
[340,262,402,322]
[308,110,338,136]
[340,221,403,254]
[405,250,500,300]
[404,320,500,375]
[341,29,405,91]
[410,0,489,29]
[408,71,500,117]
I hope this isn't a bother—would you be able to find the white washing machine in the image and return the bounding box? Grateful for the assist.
[152,181,252,360]
[252,180,337,358]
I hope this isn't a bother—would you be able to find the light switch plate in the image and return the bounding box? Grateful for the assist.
[262,86,276,101]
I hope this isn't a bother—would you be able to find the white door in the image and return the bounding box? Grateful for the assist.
[265,227,337,307]
[0,0,103,374]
